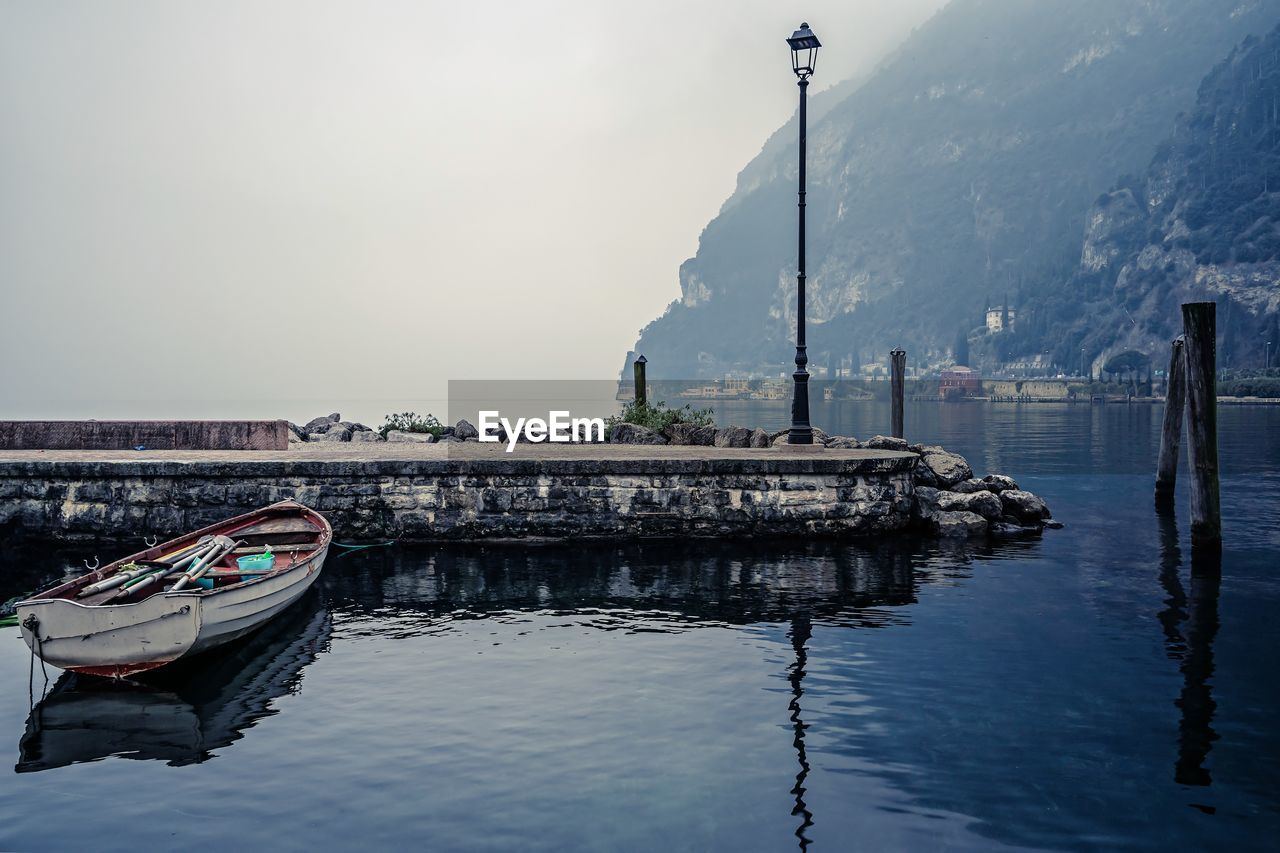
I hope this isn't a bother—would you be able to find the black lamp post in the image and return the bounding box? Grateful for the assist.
[786,22,821,445]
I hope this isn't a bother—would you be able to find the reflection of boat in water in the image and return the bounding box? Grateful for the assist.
[16,597,331,773]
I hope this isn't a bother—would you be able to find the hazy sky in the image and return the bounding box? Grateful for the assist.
[0,1,945,416]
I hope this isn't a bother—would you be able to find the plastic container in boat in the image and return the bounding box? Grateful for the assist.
[237,552,274,572]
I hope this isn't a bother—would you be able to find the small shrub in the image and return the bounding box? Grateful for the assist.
[379,412,444,439]
[606,400,715,433]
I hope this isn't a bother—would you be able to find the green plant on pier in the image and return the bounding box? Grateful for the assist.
[378,412,444,439]
[606,400,715,433]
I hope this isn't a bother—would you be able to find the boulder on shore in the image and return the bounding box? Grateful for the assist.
[866,435,909,451]
[916,449,973,488]
[454,420,479,441]
[312,424,351,442]
[714,426,753,448]
[928,510,988,538]
[386,430,435,443]
[608,423,668,445]
[351,430,385,442]
[1000,489,1051,523]
[750,428,772,448]
[303,416,336,434]
[937,489,1003,521]
[982,474,1020,492]
[664,423,716,446]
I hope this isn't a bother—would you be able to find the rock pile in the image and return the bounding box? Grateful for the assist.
[289,415,491,445]
[907,444,1056,538]
[288,413,377,443]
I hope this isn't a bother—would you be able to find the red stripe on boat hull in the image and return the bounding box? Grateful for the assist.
[68,659,178,679]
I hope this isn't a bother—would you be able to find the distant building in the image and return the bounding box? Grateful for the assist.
[986,306,1015,333]
[940,366,981,397]
[754,379,787,400]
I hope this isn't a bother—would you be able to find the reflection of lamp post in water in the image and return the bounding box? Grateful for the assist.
[787,613,814,848]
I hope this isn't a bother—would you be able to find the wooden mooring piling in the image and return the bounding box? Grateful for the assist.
[1155,303,1221,556]
[1154,338,1185,511]
[1182,302,1221,554]
[632,355,648,408]
[890,349,906,440]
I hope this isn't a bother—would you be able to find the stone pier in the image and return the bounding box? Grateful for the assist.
[0,444,917,542]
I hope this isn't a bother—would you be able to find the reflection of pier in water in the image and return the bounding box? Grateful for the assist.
[324,538,1041,630]
[17,597,331,774]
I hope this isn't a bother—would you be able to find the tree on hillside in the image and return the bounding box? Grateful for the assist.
[953,328,970,366]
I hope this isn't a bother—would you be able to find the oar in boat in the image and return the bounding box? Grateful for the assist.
[101,538,231,602]
[170,536,239,592]
[150,536,215,566]
[76,561,174,598]
[77,540,218,598]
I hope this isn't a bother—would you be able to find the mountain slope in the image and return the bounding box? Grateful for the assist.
[629,0,1280,378]
[1028,22,1280,370]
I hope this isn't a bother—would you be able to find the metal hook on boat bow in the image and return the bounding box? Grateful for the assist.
[84,556,100,571]
[144,535,158,547]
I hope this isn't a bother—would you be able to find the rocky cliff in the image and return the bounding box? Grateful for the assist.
[629,0,1280,378]
[1045,23,1280,369]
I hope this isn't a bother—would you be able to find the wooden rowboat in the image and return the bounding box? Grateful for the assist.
[17,500,332,679]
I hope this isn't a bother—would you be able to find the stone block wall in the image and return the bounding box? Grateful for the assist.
[0,420,288,451]
[0,455,916,542]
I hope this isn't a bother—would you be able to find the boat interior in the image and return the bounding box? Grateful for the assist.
[32,505,330,607]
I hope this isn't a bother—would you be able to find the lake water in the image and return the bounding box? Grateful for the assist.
[1,402,1278,851]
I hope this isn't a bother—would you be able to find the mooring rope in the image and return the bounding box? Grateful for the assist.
[23,614,50,709]
[330,540,398,553]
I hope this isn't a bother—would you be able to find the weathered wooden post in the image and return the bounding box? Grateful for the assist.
[1181,302,1221,554]
[1154,337,1186,512]
[633,354,648,409]
[890,349,906,439]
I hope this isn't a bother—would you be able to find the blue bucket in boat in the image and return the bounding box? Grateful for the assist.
[237,552,274,572]
[234,551,274,584]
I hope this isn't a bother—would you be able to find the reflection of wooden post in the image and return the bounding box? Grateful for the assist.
[890,349,906,439]
[1181,303,1221,553]
[1176,568,1221,786]
[632,355,648,408]
[1155,338,1186,511]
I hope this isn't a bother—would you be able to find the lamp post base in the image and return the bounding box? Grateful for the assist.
[777,442,825,453]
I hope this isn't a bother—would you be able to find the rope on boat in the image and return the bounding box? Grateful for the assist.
[23,614,49,709]
[330,540,398,553]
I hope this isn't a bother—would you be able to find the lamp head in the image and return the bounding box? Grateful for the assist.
[787,22,821,79]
